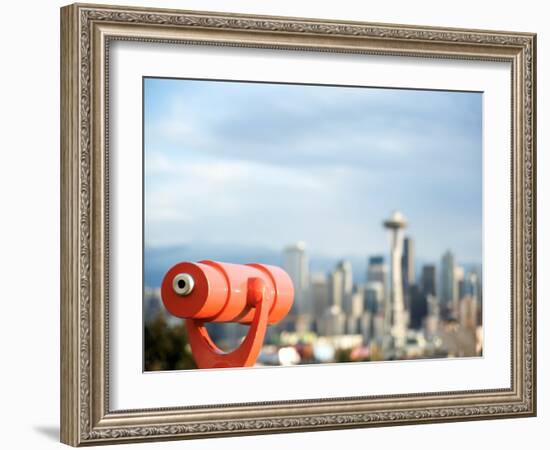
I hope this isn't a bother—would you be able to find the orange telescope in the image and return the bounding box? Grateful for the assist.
[161,260,294,369]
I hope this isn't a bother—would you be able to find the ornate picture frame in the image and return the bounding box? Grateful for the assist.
[60,3,536,446]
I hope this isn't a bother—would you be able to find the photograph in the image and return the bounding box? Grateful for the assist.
[57,3,536,445]
[143,77,483,371]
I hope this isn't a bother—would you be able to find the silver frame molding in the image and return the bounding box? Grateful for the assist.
[60,3,536,446]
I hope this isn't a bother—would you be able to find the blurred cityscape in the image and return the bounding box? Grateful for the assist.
[144,210,482,371]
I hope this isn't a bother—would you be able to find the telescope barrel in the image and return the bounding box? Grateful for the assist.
[161,260,294,325]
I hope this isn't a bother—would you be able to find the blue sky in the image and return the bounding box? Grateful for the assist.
[144,77,482,267]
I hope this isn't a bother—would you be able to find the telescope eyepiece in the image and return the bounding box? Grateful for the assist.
[172,273,195,296]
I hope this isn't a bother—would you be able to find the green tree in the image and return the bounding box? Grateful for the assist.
[144,315,196,371]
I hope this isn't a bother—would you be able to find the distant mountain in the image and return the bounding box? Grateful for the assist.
[144,243,284,288]
[144,243,368,288]
[144,243,481,290]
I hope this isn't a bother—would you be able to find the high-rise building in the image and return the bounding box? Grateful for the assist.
[421,264,437,297]
[440,250,456,318]
[476,267,483,325]
[424,294,440,339]
[453,265,464,317]
[383,210,408,352]
[459,295,478,330]
[283,242,310,315]
[330,261,353,314]
[372,313,386,344]
[340,260,354,314]
[359,311,373,344]
[459,270,481,324]
[350,288,365,317]
[310,272,330,324]
[454,265,464,294]
[364,281,384,315]
[329,269,343,311]
[461,271,480,300]
[346,287,365,334]
[318,305,346,336]
[409,284,428,330]
[401,236,415,308]
[346,316,360,335]
[367,255,387,302]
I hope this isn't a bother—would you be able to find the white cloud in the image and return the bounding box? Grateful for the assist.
[143,79,482,262]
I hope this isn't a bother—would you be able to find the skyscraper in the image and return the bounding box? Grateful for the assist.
[459,270,481,326]
[453,264,464,318]
[329,269,343,311]
[319,305,346,336]
[409,284,428,330]
[464,271,480,301]
[454,265,465,295]
[283,242,309,315]
[401,236,415,308]
[364,281,384,314]
[329,260,353,313]
[310,272,330,323]
[350,288,365,317]
[367,255,388,302]
[383,210,408,352]
[421,264,437,297]
[440,250,456,319]
[424,294,440,339]
[339,260,353,314]
[347,288,365,334]
[459,295,478,330]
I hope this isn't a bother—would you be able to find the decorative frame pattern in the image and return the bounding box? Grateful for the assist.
[60,3,536,446]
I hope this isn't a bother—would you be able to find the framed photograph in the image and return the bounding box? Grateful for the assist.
[60,3,536,446]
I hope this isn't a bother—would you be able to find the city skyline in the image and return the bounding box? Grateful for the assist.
[144,78,482,264]
[278,216,482,361]
[144,216,483,368]
[142,229,482,290]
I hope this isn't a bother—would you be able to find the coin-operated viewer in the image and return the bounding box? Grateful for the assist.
[161,260,294,369]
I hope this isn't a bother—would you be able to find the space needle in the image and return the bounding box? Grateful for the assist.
[383,210,408,354]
